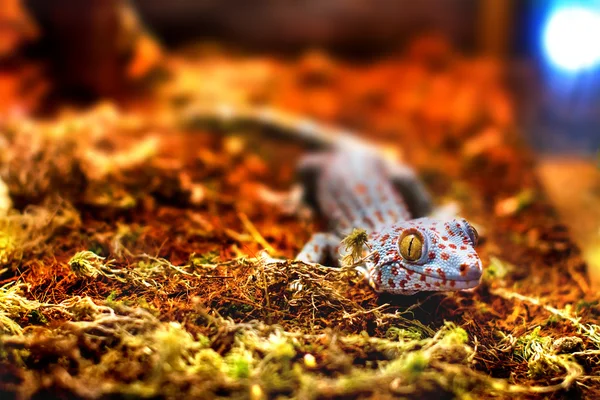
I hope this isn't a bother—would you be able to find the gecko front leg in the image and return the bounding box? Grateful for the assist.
[296,232,341,265]
[290,232,341,292]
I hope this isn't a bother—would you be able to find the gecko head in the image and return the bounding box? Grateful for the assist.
[366,217,482,294]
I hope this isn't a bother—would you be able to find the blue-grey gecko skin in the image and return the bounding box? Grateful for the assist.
[295,147,482,295]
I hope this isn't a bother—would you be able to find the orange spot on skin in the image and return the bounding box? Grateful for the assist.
[460,246,467,251]
[414,284,421,289]
[441,253,450,261]
[449,244,457,249]
[437,269,446,280]
[355,184,367,194]
[442,236,449,241]
[364,217,376,227]
[438,244,446,249]
[420,274,426,282]
[388,278,396,288]
[399,280,407,288]
[460,264,468,276]
[450,280,456,287]
[391,266,399,275]
[428,251,436,260]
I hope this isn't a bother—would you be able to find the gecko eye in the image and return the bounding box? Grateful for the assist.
[463,220,479,246]
[458,218,479,246]
[466,224,479,246]
[398,231,424,262]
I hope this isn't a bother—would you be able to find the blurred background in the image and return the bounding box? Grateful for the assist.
[5,0,597,153]
[1,0,599,280]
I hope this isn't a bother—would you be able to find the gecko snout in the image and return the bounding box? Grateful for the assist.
[457,258,483,281]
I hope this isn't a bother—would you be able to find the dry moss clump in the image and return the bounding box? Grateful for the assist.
[1,258,599,399]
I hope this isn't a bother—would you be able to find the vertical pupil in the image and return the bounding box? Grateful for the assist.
[408,237,414,256]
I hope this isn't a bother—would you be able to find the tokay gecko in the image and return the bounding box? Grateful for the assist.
[186,104,483,295]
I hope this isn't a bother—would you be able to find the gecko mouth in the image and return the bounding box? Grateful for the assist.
[381,262,481,289]
[406,269,481,288]
[396,259,483,283]
[369,261,482,291]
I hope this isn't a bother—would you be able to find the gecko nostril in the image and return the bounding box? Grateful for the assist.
[470,262,483,279]
[459,262,482,280]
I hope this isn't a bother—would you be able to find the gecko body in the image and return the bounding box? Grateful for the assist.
[186,104,483,294]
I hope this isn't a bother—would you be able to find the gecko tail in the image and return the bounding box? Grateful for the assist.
[181,102,343,149]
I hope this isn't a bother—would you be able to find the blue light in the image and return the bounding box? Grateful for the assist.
[543,7,600,72]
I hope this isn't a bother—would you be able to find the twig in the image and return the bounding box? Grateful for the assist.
[491,288,600,345]
[237,212,276,255]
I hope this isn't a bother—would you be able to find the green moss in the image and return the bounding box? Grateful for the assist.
[403,351,429,376]
[543,314,561,327]
[385,351,429,383]
[191,348,224,376]
[0,231,16,265]
[68,250,118,279]
[514,189,536,213]
[106,291,118,303]
[385,326,424,341]
[189,250,220,267]
[225,349,254,379]
[439,322,469,345]
[27,310,48,325]
[227,303,255,315]
[136,298,159,315]
[575,299,599,313]
[511,326,579,379]
[341,228,370,267]
[195,334,211,349]
[265,333,296,360]
[483,256,512,283]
